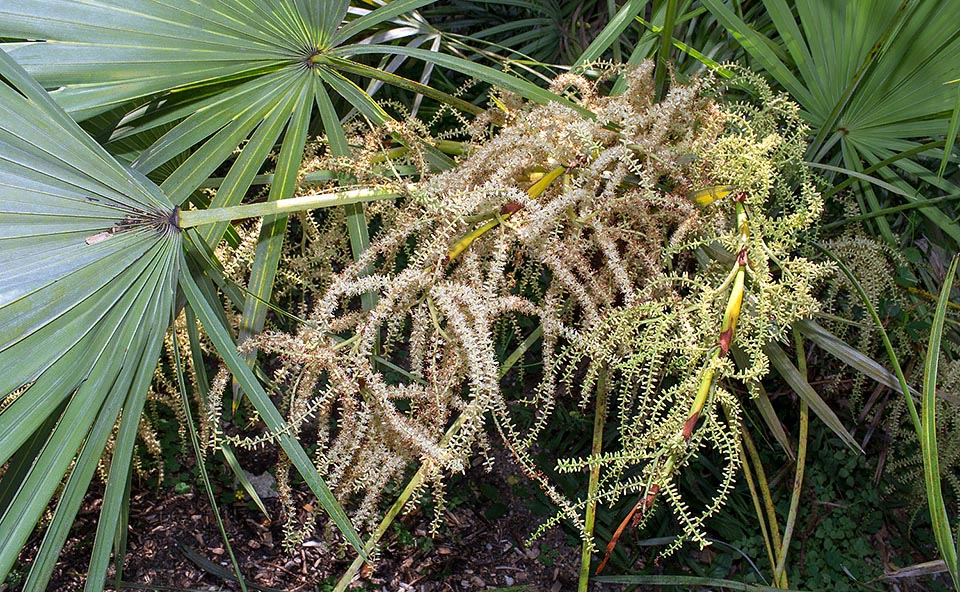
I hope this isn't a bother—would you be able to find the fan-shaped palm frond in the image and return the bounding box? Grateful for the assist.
[0,45,363,592]
[701,0,960,245]
[0,0,575,378]
[0,46,181,588]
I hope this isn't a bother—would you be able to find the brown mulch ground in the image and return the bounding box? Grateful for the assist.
[10,449,621,592]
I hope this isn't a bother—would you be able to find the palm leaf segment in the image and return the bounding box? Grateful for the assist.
[0,48,180,586]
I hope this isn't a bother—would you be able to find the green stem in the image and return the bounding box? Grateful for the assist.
[331,422,461,592]
[324,56,483,116]
[178,186,409,229]
[501,325,544,374]
[774,329,810,588]
[579,368,609,592]
[736,422,778,581]
[741,427,782,557]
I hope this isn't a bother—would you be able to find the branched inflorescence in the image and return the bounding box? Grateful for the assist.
[205,62,829,556]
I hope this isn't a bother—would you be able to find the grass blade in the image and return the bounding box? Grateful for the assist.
[794,320,923,399]
[732,346,794,459]
[921,255,960,589]
[773,329,810,587]
[178,544,282,592]
[940,82,960,178]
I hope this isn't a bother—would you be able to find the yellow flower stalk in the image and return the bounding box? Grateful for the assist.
[442,165,567,265]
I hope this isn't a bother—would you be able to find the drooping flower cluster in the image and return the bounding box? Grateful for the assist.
[206,62,829,552]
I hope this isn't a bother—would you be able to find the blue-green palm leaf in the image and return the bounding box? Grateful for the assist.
[0,0,566,370]
[0,47,181,588]
[0,45,363,591]
[0,1,391,360]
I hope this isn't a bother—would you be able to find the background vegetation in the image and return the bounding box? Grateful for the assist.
[1,1,959,591]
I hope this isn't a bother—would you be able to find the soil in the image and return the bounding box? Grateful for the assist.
[6,423,941,592]
[9,448,624,592]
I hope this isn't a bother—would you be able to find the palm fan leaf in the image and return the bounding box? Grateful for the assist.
[702,0,960,244]
[0,47,362,591]
[0,0,569,374]
[0,47,180,586]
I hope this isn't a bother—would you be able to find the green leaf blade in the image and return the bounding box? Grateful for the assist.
[921,255,960,588]
[238,80,313,367]
[764,341,862,454]
[0,48,182,590]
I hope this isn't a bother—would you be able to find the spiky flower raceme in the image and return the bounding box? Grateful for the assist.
[206,62,829,554]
